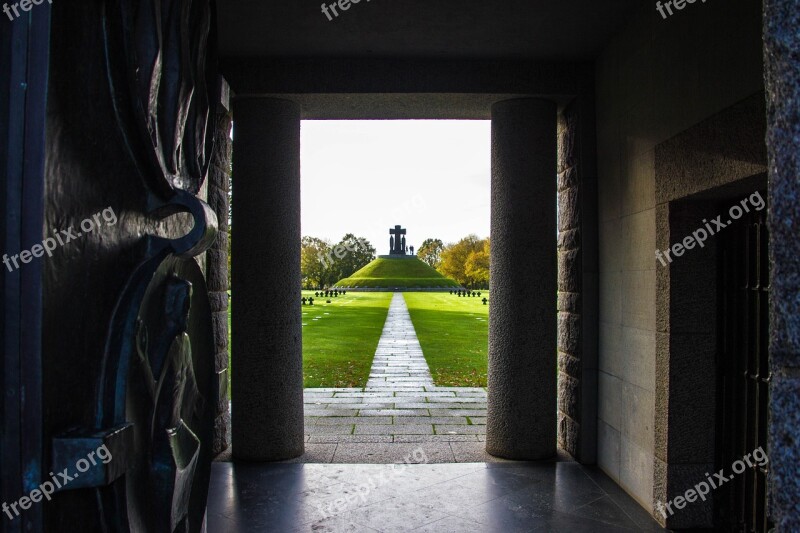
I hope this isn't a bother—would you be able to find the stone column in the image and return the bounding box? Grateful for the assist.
[487,98,557,459]
[764,1,800,530]
[231,98,304,461]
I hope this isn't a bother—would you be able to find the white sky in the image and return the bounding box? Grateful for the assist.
[300,120,491,254]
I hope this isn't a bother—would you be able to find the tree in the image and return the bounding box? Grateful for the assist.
[301,236,333,289]
[464,239,490,288]
[439,234,487,288]
[331,234,376,281]
[417,238,444,268]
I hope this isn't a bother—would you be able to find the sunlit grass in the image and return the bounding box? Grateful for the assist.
[403,292,489,387]
[300,291,392,388]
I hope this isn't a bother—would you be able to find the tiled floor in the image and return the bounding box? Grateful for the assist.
[212,294,666,530]
[298,293,490,462]
[206,461,667,532]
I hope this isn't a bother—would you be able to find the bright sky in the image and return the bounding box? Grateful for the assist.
[300,120,491,254]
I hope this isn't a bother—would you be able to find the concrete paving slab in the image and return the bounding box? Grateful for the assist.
[435,425,486,435]
[355,425,435,435]
[393,435,480,443]
[358,409,430,416]
[308,436,394,444]
[313,417,392,425]
[332,443,455,464]
[394,416,469,425]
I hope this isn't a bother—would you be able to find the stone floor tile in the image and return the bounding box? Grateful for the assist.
[429,409,487,417]
[313,416,392,425]
[331,443,455,464]
[355,424,434,435]
[304,409,360,416]
[358,409,429,416]
[393,435,480,443]
[435,424,486,435]
[306,425,354,435]
[449,442,513,463]
[308,435,393,444]
[394,416,469,425]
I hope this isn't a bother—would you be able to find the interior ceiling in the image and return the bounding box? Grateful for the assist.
[217,0,641,60]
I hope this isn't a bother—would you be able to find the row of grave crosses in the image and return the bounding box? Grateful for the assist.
[316,290,345,298]
[450,289,488,305]
[302,289,348,306]
[451,289,482,297]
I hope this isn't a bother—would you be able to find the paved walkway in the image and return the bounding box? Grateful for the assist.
[301,293,490,463]
[366,294,434,389]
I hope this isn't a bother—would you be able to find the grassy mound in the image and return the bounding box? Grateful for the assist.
[335,257,459,289]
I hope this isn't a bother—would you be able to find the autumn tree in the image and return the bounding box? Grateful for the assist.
[417,238,444,268]
[464,239,490,288]
[439,234,488,288]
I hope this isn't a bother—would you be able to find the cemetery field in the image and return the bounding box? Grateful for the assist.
[301,291,393,388]
[403,292,489,387]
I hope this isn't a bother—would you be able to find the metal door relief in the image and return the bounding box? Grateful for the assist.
[51,1,220,531]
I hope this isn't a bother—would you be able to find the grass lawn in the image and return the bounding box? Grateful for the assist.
[403,292,489,387]
[300,291,392,388]
[227,291,392,392]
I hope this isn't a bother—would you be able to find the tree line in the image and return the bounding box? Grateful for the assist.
[418,234,489,289]
[297,232,490,289]
[301,234,376,289]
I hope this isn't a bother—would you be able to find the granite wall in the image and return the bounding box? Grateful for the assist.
[594,0,764,515]
[208,100,232,456]
[652,95,767,528]
[557,96,599,463]
[764,0,800,529]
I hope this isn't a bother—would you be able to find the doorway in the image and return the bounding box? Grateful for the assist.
[716,193,772,532]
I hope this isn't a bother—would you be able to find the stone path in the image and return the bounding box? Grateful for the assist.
[300,293,491,463]
[366,293,434,389]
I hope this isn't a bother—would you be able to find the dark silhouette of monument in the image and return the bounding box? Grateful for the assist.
[389,225,407,255]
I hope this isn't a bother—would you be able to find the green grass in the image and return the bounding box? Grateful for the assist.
[403,292,489,387]
[227,291,392,392]
[335,257,459,289]
[228,289,488,391]
[301,291,392,387]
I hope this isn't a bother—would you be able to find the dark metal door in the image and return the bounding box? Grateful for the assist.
[717,193,771,532]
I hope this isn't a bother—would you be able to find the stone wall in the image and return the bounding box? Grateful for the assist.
[652,95,767,529]
[594,0,764,513]
[557,96,599,463]
[208,103,232,456]
[764,0,800,530]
